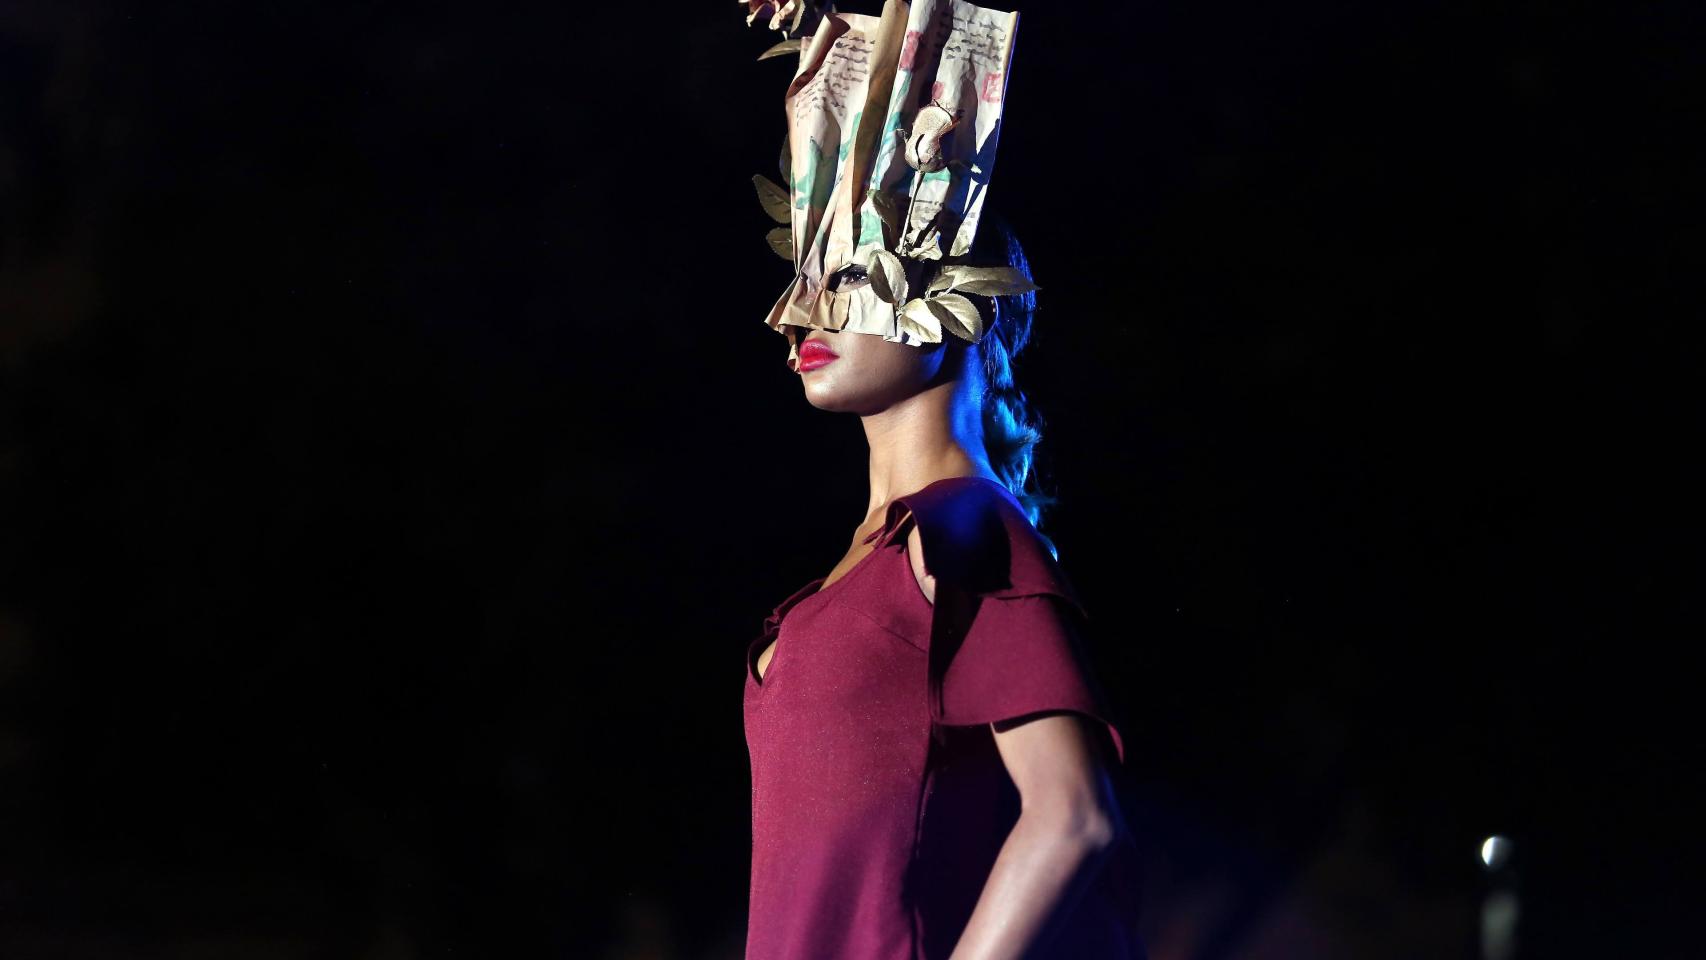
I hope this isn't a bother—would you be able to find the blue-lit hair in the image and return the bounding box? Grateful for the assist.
[950,210,1057,532]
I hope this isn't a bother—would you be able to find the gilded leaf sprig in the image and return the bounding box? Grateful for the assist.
[861,249,1040,345]
[926,265,1040,298]
[751,174,793,261]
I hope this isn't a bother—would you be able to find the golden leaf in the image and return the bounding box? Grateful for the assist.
[926,265,1039,297]
[898,297,943,343]
[866,248,908,306]
[751,175,792,224]
[757,38,802,60]
[926,293,984,342]
[869,190,903,245]
[766,227,793,261]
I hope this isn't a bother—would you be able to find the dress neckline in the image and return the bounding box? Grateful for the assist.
[748,475,1010,689]
[749,537,887,688]
[796,474,1009,596]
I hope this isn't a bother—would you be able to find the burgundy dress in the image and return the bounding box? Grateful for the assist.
[743,476,1146,959]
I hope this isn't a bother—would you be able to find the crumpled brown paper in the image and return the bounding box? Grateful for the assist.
[743,0,1031,371]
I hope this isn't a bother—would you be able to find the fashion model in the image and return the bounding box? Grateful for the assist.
[738,3,1146,958]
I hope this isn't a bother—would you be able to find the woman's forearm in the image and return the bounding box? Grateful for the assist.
[947,805,1119,960]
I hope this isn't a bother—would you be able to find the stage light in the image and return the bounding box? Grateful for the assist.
[1480,834,1511,870]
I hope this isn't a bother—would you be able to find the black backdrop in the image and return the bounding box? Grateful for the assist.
[1,1,1697,957]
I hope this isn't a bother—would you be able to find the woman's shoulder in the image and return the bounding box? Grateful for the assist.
[883,475,1084,614]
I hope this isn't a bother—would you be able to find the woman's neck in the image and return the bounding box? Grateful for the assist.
[858,376,998,519]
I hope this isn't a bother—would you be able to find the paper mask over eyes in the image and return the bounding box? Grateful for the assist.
[740,0,1039,372]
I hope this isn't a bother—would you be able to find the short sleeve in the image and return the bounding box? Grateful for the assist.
[938,590,1126,764]
[884,477,1128,766]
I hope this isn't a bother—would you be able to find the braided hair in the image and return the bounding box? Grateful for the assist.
[943,210,1059,535]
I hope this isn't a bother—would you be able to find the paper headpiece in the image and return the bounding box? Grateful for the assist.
[740,0,1039,371]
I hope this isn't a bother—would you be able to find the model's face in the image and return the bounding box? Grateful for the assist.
[792,327,957,415]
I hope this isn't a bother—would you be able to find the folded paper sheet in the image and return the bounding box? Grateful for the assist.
[762,0,1020,369]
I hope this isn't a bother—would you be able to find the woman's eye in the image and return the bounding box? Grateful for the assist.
[829,264,871,292]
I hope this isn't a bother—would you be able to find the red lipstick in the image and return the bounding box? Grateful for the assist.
[798,338,839,373]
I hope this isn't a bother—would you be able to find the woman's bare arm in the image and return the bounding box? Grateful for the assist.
[903,526,1125,959]
[948,712,1122,960]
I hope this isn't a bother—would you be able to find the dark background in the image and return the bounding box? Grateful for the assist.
[1,1,1698,957]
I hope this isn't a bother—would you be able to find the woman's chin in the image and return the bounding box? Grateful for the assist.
[801,380,853,412]
[801,375,882,414]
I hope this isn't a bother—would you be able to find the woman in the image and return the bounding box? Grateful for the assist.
[743,212,1147,959]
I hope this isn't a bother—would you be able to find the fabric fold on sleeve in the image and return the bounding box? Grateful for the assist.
[883,478,1128,765]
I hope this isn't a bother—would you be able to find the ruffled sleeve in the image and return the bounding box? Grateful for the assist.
[879,477,1127,765]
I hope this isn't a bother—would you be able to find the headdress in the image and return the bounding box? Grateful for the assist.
[739,0,1039,371]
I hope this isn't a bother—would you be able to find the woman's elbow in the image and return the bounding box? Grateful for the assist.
[1026,796,1122,853]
